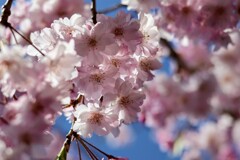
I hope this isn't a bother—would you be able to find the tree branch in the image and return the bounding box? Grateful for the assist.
[0,0,45,56]
[91,0,97,24]
[9,25,45,56]
[74,133,117,159]
[0,0,13,27]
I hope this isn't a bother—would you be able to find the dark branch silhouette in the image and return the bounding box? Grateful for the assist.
[91,0,97,24]
[0,0,13,27]
[0,0,45,56]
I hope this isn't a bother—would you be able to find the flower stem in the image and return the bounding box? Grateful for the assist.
[91,0,97,24]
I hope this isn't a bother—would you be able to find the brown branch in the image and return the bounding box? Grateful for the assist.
[91,0,97,24]
[9,25,45,56]
[74,133,117,159]
[0,0,13,27]
[0,0,45,56]
[76,140,82,160]
[98,4,127,14]
[159,38,195,73]
[63,95,84,109]
[77,137,98,160]
[9,28,18,44]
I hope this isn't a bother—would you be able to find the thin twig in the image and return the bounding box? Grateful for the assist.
[73,132,98,160]
[76,140,82,160]
[77,138,98,160]
[98,4,127,14]
[9,25,45,56]
[77,135,117,159]
[9,28,18,44]
[91,0,97,24]
[0,0,45,56]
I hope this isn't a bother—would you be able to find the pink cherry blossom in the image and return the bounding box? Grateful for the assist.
[73,103,119,138]
[99,11,142,52]
[51,14,86,40]
[74,22,115,65]
[137,57,162,83]
[137,13,160,56]
[104,79,146,124]
[3,0,240,159]
[73,65,118,99]
[40,40,81,86]
[28,27,58,56]
[0,45,45,97]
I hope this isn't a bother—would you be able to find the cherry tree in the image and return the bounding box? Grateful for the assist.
[0,0,240,160]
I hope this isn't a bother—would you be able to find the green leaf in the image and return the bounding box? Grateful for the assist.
[55,146,67,160]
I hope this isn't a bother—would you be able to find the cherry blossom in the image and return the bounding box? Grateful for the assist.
[137,13,160,56]
[8,0,89,43]
[103,79,146,124]
[73,103,119,138]
[98,11,142,52]
[51,14,86,40]
[2,0,240,159]
[28,27,58,56]
[40,40,81,86]
[74,22,115,65]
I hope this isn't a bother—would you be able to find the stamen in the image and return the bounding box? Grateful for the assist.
[111,59,121,67]
[140,59,151,71]
[89,73,105,84]
[62,27,74,36]
[31,102,44,115]
[20,132,32,145]
[88,112,104,125]
[88,38,97,47]
[119,96,131,107]
[113,27,124,37]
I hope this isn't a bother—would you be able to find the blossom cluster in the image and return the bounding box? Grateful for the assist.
[30,11,161,137]
[140,23,240,160]
[122,0,240,49]
[118,1,240,159]
[0,0,162,158]
[7,0,90,44]
[2,0,240,159]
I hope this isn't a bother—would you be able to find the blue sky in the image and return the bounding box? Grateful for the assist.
[0,0,179,159]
